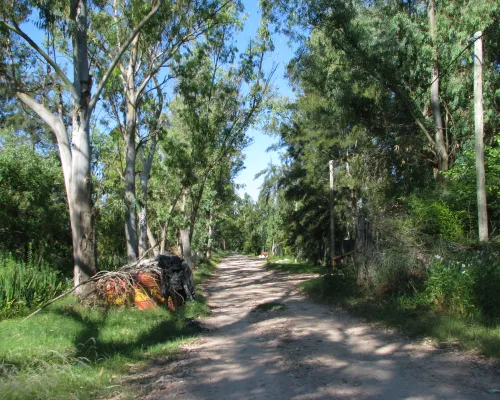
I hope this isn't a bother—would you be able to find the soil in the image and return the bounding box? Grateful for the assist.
[129,255,499,400]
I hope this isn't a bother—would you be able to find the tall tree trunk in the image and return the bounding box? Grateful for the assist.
[71,0,96,295]
[124,114,138,262]
[137,179,148,257]
[428,0,448,172]
[147,225,159,256]
[206,212,213,259]
[138,138,156,258]
[180,189,193,267]
[329,160,336,268]
[138,86,159,257]
[180,228,193,267]
[474,31,488,242]
[6,0,161,295]
[160,223,167,254]
[70,110,96,295]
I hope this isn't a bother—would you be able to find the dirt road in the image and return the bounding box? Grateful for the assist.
[135,255,499,399]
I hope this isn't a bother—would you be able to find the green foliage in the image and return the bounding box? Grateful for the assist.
[407,195,465,241]
[425,249,500,319]
[373,246,424,298]
[443,135,500,236]
[297,250,500,357]
[425,257,477,316]
[0,253,69,318]
[0,141,71,270]
[299,268,358,304]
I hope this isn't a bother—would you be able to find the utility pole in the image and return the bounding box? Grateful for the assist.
[329,160,336,268]
[474,31,488,242]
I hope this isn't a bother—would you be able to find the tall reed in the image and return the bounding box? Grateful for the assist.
[0,253,68,318]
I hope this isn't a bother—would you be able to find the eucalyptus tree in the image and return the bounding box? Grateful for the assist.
[94,0,241,262]
[169,29,274,265]
[0,0,161,294]
[198,154,244,258]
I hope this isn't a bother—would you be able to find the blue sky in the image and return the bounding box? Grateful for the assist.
[233,0,295,201]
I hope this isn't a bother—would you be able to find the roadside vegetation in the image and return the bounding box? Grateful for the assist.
[241,0,500,359]
[268,245,500,357]
[0,256,218,400]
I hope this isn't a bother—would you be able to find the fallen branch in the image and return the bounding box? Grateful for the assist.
[23,273,103,321]
[23,252,196,320]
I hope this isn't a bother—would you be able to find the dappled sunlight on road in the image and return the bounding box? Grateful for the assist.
[130,255,498,400]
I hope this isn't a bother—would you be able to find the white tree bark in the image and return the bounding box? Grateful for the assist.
[180,190,193,268]
[4,0,161,294]
[147,225,159,256]
[474,32,488,242]
[329,160,335,268]
[206,212,213,259]
[138,133,157,257]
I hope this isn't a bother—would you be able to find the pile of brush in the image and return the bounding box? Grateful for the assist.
[93,255,196,311]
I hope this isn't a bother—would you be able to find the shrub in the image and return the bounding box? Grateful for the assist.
[373,247,425,297]
[424,256,477,316]
[300,267,358,303]
[407,195,465,241]
[424,248,500,320]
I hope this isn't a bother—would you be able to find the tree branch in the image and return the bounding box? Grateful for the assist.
[16,91,73,195]
[89,0,161,113]
[1,21,79,101]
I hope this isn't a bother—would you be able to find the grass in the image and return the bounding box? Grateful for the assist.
[299,274,500,358]
[0,253,222,400]
[265,258,325,275]
[253,301,286,313]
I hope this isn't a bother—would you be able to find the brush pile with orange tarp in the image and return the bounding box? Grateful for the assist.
[94,255,196,311]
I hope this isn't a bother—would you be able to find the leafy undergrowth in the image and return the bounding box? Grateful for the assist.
[299,272,500,358]
[0,255,220,400]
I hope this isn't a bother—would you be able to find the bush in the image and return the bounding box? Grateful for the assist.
[408,195,465,241]
[373,247,425,297]
[424,247,500,320]
[0,254,69,318]
[357,216,427,297]
[0,143,72,271]
[424,256,477,316]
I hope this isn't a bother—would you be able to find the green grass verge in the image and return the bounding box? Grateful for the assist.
[265,258,325,275]
[0,255,220,400]
[299,273,500,358]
